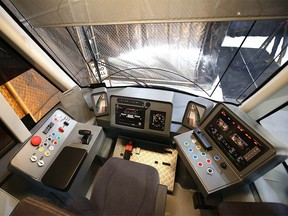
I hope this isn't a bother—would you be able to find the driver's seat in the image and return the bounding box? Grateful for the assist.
[11,157,167,216]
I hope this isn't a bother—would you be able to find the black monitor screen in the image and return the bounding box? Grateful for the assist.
[204,108,269,171]
[115,104,145,129]
[183,101,206,129]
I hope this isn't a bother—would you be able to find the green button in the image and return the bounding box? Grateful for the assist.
[184,141,189,146]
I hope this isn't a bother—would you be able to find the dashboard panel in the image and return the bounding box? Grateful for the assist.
[109,88,173,137]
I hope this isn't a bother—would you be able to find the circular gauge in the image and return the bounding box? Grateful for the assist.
[150,111,166,131]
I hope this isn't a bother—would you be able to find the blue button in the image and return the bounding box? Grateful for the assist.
[51,132,56,136]
[188,148,193,153]
[214,155,220,161]
[193,155,198,160]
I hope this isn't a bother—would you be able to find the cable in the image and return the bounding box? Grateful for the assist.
[101,66,210,96]
[97,61,148,87]
[236,45,288,103]
[66,27,147,87]
[65,27,98,82]
[209,21,257,98]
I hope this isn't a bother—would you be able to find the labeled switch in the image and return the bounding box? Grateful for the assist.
[58,127,64,133]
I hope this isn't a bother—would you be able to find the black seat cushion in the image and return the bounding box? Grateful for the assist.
[89,157,160,216]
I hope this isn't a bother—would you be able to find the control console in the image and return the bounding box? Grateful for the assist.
[174,103,288,197]
[11,109,77,180]
[10,109,106,192]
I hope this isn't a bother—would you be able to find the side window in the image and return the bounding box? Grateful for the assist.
[0,122,17,158]
[0,37,62,125]
[257,104,288,204]
[260,104,288,165]
[260,104,288,146]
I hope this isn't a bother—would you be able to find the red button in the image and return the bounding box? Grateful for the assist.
[31,136,42,146]
[58,127,64,133]
[197,162,203,167]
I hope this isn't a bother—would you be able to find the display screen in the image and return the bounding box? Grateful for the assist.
[92,93,108,116]
[183,102,206,129]
[115,104,145,129]
[204,108,269,171]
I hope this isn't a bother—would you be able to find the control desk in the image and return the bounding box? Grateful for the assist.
[9,109,106,195]
[9,86,288,199]
[175,103,288,197]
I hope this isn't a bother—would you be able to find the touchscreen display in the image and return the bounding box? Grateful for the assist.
[204,108,269,171]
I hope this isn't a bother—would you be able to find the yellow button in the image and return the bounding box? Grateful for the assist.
[44,151,51,157]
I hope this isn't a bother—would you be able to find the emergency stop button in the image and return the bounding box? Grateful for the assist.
[31,136,42,146]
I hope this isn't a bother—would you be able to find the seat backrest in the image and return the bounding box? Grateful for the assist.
[89,157,160,216]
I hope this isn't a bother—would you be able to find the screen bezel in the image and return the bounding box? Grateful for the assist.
[182,101,207,129]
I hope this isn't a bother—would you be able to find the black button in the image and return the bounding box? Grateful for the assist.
[220,162,227,169]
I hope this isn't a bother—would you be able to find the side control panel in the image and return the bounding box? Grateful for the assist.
[175,130,241,196]
[10,109,77,180]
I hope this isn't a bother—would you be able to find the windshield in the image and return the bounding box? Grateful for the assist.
[3,1,288,104]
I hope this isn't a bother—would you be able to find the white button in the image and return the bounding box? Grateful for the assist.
[30,155,37,162]
[37,160,44,167]
[207,167,214,175]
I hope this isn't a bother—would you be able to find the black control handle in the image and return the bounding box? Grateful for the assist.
[78,130,92,144]
[79,130,91,136]
[192,128,212,151]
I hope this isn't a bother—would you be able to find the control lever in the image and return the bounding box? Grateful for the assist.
[192,128,212,151]
[78,130,92,145]
[123,140,133,160]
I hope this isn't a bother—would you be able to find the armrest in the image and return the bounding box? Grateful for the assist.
[10,197,73,216]
[154,184,168,216]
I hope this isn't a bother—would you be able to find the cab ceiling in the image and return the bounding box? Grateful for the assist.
[9,0,288,27]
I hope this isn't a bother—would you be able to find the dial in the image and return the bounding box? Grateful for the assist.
[149,110,166,131]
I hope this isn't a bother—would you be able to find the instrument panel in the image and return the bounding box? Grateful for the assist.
[110,88,173,137]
